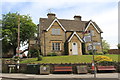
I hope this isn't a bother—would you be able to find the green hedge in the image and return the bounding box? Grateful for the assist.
[97,61,117,66]
[47,53,58,56]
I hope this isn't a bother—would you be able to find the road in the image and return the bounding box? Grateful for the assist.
[1,73,120,80]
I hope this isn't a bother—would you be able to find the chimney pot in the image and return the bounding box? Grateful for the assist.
[47,13,56,19]
[74,15,82,21]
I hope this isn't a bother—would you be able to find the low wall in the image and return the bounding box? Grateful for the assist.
[108,49,120,54]
[2,62,120,74]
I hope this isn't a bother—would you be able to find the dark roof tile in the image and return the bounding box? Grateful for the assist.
[39,18,103,33]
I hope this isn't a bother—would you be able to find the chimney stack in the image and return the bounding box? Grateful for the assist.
[74,15,82,21]
[47,13,56,19]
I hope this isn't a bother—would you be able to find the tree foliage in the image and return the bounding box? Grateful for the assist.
[2,12,37,55]
[0,19,2,38]
[102,40,110,54]
[117,44,120,49]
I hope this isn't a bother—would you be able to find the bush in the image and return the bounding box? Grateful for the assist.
[89,51,93,55]
[85,51,92,55]
[86,51,104,55]
[103,49,108,54]
[28,49,38,57]
[98,61,116,66]
[94,52,104,55]
[37,55,42,61]
[94,55,112,62]
[85,52,89,55]
[85,51,90,55]
[47,53,58,56]
[14,56,19,59]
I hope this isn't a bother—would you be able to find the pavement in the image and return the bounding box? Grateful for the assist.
[1,73,120,80]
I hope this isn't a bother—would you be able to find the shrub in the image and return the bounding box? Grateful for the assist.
[117,44,120,49]
[47,53,58,56]
[86,51,103,55]
[28,49,38,57]
[94,55,112,62]
[98,61,116,66]
[85,52,89,55]
[85,51,90,55]
[103,49,108,54]
[85,51,93,55]
[89,51,93,55]
[94,52,104,55]
[14,56,19,59]
[37,55,42,61]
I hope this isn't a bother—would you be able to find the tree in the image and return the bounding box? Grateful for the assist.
[117,44,120,49]
[102,40,110,54]
[2,12,37,56]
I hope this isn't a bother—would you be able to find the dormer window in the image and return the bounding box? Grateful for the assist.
[52,28,60,35]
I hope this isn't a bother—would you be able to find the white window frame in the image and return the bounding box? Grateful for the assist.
[52,42,61,51]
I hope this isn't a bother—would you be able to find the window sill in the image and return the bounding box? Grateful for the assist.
[52,50,62,52]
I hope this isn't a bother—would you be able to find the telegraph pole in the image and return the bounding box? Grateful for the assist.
[18,14,20,57]
[17,14,20,72]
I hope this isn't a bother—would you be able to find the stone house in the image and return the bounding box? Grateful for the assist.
[36,13,103,56]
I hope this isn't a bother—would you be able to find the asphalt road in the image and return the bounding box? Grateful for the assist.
[1,73,120,80]
[1,78,120,80]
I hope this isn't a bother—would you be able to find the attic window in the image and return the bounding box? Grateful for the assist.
[52,28,60,35]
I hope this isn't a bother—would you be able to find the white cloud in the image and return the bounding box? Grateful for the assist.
[2,0,119,2]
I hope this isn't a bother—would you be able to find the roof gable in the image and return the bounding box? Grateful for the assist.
[68,32,83,42]
[40,18,103,33]
[46,19,66,32]
[85,21,100,33]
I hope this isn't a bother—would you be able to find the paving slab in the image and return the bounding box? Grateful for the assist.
[1,73,119,80]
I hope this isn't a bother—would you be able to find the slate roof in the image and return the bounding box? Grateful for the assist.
[39,18,103,33]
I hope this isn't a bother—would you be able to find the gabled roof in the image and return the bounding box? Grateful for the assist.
[46,19,66,32]
[85,20,103,33]
[39,18,103,33]
[68,32,83,42]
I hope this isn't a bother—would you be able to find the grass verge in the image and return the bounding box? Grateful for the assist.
[20,54,119,64]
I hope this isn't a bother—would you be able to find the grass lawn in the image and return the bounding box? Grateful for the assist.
[20,54,119,64]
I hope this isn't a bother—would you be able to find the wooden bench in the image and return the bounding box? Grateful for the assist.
[54,66,73,72]
[97,66,116,71]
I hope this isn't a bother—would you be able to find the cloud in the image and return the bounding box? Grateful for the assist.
[2,0,119,2]
[119,1,120,44]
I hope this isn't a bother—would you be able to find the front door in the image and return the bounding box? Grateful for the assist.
[72,42,78,55]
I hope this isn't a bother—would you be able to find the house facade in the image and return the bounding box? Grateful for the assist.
[38,13,103,56]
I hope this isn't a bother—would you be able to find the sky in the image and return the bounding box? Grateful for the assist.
[1,0,119,49]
